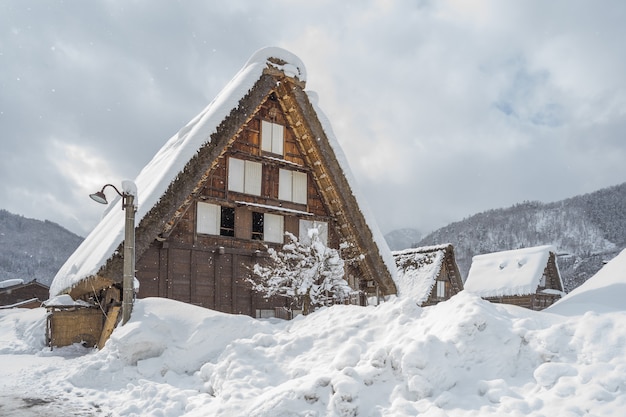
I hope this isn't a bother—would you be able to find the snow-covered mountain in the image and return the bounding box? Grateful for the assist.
[384,228,423,251]
[0,210,83,287]
[415,182,626,291]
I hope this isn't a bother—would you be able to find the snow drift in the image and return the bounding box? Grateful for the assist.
[2,251,626,416]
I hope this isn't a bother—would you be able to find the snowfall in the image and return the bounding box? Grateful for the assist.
[1,251,625,417]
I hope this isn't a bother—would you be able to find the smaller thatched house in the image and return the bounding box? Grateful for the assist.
[0,279,49,309]
[464,245,565,310]
[392,244,463,306]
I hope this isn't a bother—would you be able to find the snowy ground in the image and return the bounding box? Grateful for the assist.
[1,251,625,416]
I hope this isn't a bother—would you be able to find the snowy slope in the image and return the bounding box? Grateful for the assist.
[2,251,626,416]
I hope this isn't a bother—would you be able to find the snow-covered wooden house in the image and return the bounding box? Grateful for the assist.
[0,279,49,309]
[463,245,565,310]
[50,47,397,326]
[392,244,463,306]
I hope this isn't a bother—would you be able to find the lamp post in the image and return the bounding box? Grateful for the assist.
[89,182,137,325]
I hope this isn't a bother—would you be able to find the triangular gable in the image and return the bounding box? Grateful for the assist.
[51,47,396,299]
[464,245,562,298]
[392,243,461,305]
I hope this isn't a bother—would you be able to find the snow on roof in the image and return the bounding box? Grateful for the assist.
[464,245,556,298]
[548,248,626,315]
[0,279,25,289]
[392,244,450,304]
[50,46,395,297]
[51,47,305,297]
[307,94,397,284]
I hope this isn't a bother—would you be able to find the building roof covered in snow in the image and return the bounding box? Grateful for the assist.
[50,47,397,300]
[392,244,463,306]
[464,245,563,298]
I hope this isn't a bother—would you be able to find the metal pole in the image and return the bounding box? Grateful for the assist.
[122,193,136,325]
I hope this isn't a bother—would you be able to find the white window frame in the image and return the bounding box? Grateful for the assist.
[278,168,307,204]
[228,157,262,196]
[261,120,284,155]
[299,220,328,246]
[264,213,284,243]
[436,280,446,298]
[197,202,220,235]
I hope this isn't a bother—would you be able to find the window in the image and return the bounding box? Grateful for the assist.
[264,213,284,243]
[278,169,307,204]
[228,157,262,196]
[299,220,328,245]
[261,120,284,155]
[220,207,235,237]
[197,203,235,237]
[252,211,284,243]
[252,212,264,240]
[436,281,446,298]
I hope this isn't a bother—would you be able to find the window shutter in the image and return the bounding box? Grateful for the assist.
[261,121,284,155]
[244,160,262,196]
[299,220,328,245]
[272,123,284,155]
[261,120,272,152]
[278,169,292,201]
[197,202,220,235]
[292,171,308,204]
[437,281,446,298]
[228,158,245,193]
[264,213,284,243]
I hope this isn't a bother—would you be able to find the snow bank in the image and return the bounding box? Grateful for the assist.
[3,285,626,416]
[548,248,626,315]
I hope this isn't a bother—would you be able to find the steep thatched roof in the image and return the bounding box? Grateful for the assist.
[393,244,460,305]
[51,47,397,299]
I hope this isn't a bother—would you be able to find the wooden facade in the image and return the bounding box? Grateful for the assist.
[51,49,396,332]
[0,280,49,309]
[393,244,463,306]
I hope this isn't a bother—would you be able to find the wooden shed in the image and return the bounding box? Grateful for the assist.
[49,47,397,337]
[392,244,463,306]
[464,245,565,310]
[0,279,49,309]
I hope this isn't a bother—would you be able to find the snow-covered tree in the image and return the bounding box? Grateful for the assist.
[248,229,356,315]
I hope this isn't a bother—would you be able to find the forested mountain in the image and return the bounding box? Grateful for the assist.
[2,181,625,294]
[415,182,626,292]
[0,210,83,287]
[384,228,423,251]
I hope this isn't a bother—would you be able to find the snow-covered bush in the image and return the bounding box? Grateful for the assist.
[249,229,356,315]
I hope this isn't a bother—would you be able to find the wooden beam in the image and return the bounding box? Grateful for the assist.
[98,306,121,349]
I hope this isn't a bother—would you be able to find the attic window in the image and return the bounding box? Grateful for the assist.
[261,120,284,155]
[278,169,307,204]
[228,157,262,196]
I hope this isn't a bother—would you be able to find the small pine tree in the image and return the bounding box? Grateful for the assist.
[248,229,356,315]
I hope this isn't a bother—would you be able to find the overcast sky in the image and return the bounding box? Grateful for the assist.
[2,0,625,238]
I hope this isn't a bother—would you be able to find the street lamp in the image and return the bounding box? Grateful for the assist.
[89,182,137,325]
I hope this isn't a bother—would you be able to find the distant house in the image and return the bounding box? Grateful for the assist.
[0,279,49,309]
[464,245,565,310]
[49,47,397,334]
[393,244,463,306]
